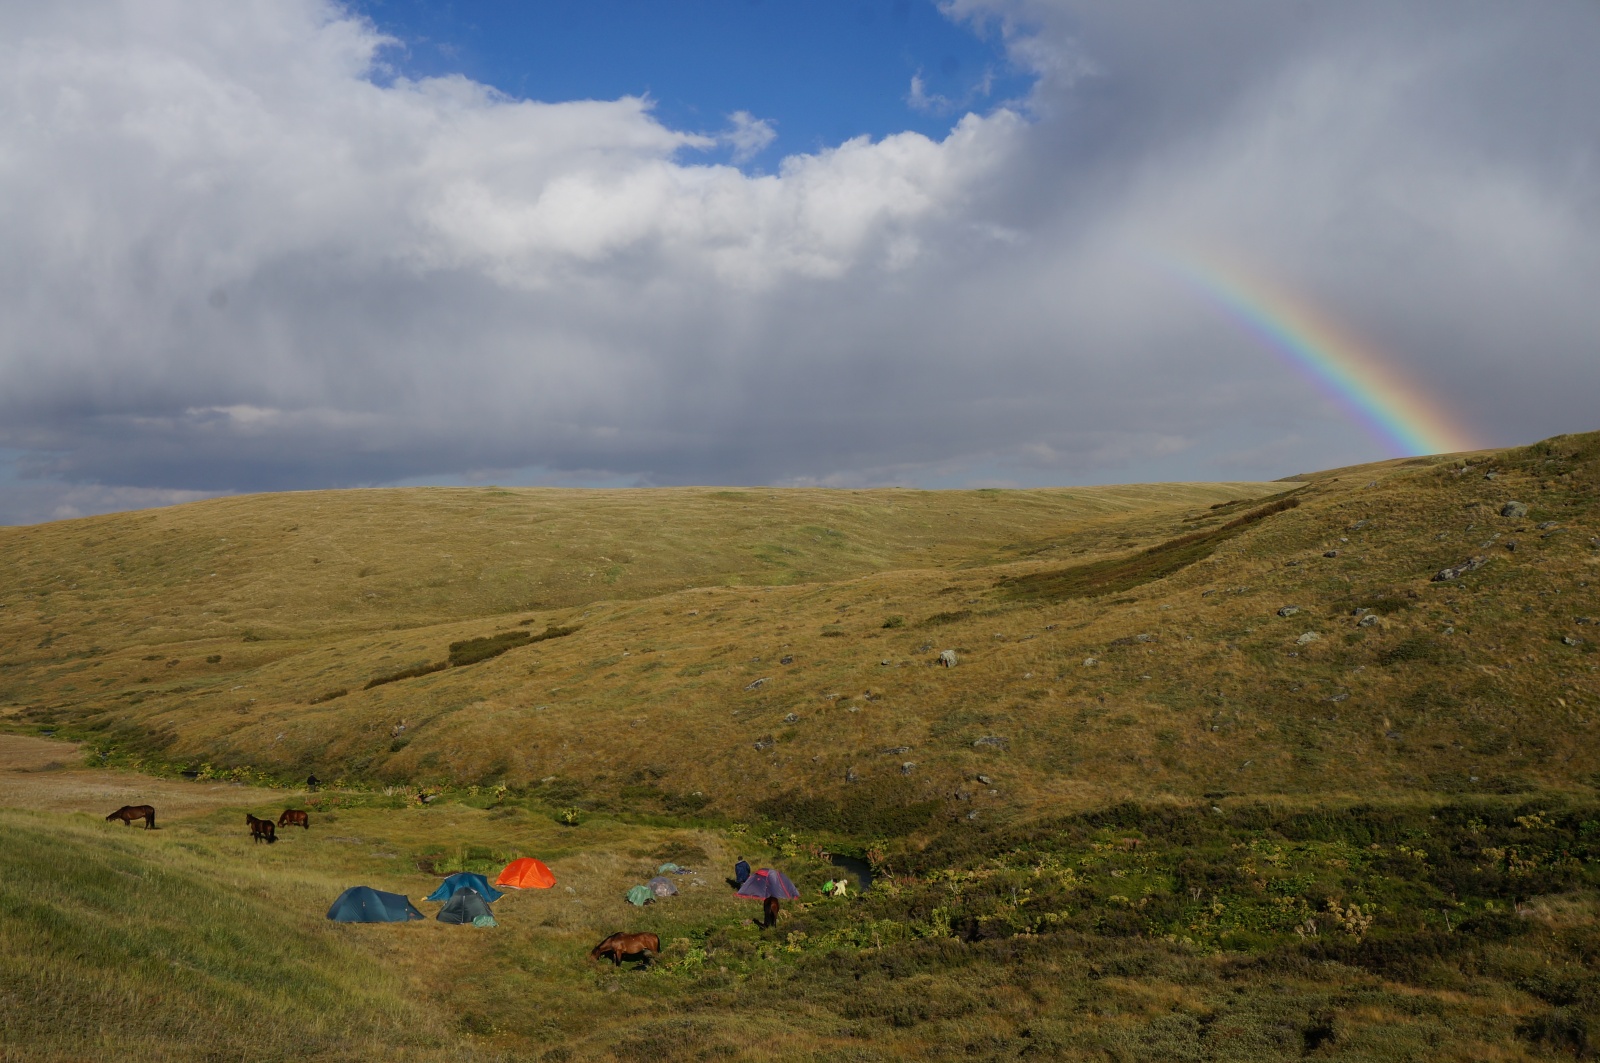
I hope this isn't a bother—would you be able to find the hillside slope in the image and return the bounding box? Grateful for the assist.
[3,434,1598,836]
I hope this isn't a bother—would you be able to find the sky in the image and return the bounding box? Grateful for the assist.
[1,0,1598,525]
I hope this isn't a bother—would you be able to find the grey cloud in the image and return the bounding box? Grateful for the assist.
[1,0,1597,524]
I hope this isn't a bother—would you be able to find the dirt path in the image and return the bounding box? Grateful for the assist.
[0,733,298,820]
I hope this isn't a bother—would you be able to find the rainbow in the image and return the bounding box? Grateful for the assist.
[1154,251,1475,457]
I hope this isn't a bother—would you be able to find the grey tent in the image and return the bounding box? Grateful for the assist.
[437,887,496,926]
[646,875,678,898]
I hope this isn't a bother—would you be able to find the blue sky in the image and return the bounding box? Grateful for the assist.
[345,0,1035,164]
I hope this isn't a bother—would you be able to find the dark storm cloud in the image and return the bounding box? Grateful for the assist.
[1,0,1596,523]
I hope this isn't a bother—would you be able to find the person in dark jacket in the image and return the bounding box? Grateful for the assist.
[728,856,751,890]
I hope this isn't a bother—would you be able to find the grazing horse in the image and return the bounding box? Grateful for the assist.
[105,805,156,829]
[246,813,277,844]
[278,809,310,830]
[589,932,660,968]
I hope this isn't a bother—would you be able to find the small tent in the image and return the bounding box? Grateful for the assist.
[495,857,557,889]
[327,886,424,923]
[646,876,678,898]
[625,884,655,906]
[735,869,800,901]
[426,872,503,903]
[437,887,497,926]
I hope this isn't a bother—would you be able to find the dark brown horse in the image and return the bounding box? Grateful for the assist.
[278,809,310,830]
[106,805,156,829]
[246,813,277,844]
[589,932,660,968]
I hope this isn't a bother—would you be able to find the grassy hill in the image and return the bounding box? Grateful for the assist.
[3,436,1597,828]
[3,432,1599,1060]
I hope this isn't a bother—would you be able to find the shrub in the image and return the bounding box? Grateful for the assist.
[364,661,446,689]
[448,631,532,667]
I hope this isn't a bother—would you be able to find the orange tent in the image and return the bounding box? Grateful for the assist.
[494,857,556,890]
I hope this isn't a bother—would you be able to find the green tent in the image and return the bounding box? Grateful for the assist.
[625,884,655,906]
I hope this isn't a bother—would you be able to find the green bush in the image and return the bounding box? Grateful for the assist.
[363,661,446,689]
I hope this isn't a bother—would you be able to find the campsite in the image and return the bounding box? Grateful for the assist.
[3,432,1600,1060]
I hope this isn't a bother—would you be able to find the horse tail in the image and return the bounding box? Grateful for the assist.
[147,809,155,829]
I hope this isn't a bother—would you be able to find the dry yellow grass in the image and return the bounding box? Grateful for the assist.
[2,432,1597,832]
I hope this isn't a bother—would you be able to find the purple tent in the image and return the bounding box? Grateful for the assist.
[734,868,799,901]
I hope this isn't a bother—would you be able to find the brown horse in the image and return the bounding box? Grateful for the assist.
[589,932,660,968]
[106,805,156,829]
[278,809,310,830]
[246,813,277,844]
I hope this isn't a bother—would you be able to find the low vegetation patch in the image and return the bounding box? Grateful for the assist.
[363,661,446,689]
[1000,494,1302,601]
[447,630,533,667]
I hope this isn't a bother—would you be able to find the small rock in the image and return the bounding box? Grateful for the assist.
[1348,519,1369,530]
[1323,550,1339,558]
[966,810,979,821]
[1352,607,1370,617]
[975,774,993,785]
[1284,560,1302,567]
[845,767,859,783]
[1500,501,1529,518]
[1328,693,1349,703]
[745,677,770,691]
[880,659,891,666]
[1083,657,1099,667]
[938,650,958,667]
[1484,472,1497,480]
[1504,541,1517,552]
[753,735,774,752]
[1537,521,1557,530]
[1357,614,1378,628]
[1443,626,1455,635]
[780,655,794,665]
[1277,606,1301,618]
[882,746,911,755]
[1564,636,1584,647]
[1212,806,1224,815]
[1432,556,1488,582]
[783,712,799,723]
[1295,631,1321,645]
[973,736,1008,750]
[900,762,916,775]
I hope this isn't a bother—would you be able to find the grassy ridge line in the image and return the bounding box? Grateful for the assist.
[0,482,1275,655]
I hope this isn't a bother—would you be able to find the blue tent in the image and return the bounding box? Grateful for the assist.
[425,872,503,903]
[327,886,424,923]
[735,868,799,901]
